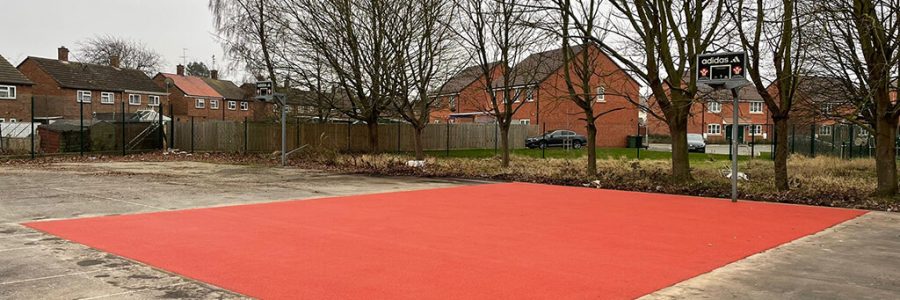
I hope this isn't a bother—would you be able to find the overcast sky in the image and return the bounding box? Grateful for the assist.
[0,0,241,81]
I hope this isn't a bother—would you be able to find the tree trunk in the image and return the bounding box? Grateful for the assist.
[367,121,379,153]
[500,124,510,168]
[874,115,898,196]
[413,126,425,161]
[668,115,691,181]
[773,118,790,191]
[586,122,597,177]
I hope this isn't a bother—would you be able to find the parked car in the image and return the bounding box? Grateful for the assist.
[687,133,706,153]
[526,130,587,149]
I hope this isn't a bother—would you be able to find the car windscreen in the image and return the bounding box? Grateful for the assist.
[687,134,704,142]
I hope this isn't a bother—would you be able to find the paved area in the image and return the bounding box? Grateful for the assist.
[1,161,897,299]
[0,161,473,299]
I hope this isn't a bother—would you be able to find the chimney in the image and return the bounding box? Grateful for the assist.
[210,70,219,80]
[176,64,185,76]
[109,55,120,68]
[58,46,69,62]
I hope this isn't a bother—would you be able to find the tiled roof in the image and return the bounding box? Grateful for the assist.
[0,55,32,85]
[158,73,222,98]
[438,63,499,95]
[27,57,162,92]
[501,44,588,87]
[201,77,246,100]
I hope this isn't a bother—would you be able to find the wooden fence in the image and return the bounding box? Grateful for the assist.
[171,120,540,153]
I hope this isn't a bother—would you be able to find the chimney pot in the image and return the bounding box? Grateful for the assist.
[109,55,120,68]
[210,70,219,80]
[176,64,185,76]
[58,47,69,62]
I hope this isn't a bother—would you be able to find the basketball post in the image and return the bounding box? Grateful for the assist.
[697,52,749,203]
[255,81,287,167]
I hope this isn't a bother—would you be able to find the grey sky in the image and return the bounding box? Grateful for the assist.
[0,0,240,81]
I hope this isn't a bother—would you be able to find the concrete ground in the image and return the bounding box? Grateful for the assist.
[1,161,897,299]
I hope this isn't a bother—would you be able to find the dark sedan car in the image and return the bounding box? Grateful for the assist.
[687,133,707,153]
[526,130,587,149]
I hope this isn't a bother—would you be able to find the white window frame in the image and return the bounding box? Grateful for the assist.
[707,124,722,135]
[707,101,722,113]
[749,101,763,114]
[0,85,16,99]
[526,88,535,102]
[595,86,606,102]
[448,95,457,110]
[750,125,763,135]
[240,101,249,111]
[228,101,237,110]
[77,91,92,103]
[819,125,833,135]
[148,95,160,107]
[195,98,206,109]
[0,118,4,123]
[519,119,531,125]
[128,94,141,106]
[100,92,114,104]
[9,118,16,123]
[210,99,220,109]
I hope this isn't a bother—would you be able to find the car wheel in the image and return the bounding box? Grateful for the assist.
[573,141,583,149]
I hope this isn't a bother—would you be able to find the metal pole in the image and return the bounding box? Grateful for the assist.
[80,99,84,156]
[121,101,126,156]
[158,105,164,150]
[169,103,175,150]
[730,88,739,203]
[30,96,35,160]
[750,124,755,159]
[190,116,194,153]
[542,122,546,159]
[810,124,816,157]
[281,96,286,167]
[636,122,641,159]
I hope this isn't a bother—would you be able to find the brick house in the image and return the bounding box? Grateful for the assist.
[0,54,34,123]
[433,44,641,147]
[201,70,256,121]
[646,85,773,144]
[429,63,504,124]
[17,47,167,121]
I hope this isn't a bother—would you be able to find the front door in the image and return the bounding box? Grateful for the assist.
[725,125,746,144]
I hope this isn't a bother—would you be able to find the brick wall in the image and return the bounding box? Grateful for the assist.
[0,84,32,122]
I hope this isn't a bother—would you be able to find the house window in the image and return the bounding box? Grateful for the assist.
[749,101,763,113]
[228,101,237,110]
[210,99,220,109]
[77,91,92,103]
[100,92,114,104]
[0,118,4,123]
[819,125,833,135]
[148,95,160,106]
[750,125,763,135]
[707,124,722,135]
[240,101,249,111]
[822,103,834,115]
[707,101,722,113]
[128,94,141,105]
[9,118,16,123]
[195,98,205,109]
[0,85,16,99]
[595,86,606,102]
[526,88,534,102]
[448,95,457,111]
[519,119,531,125]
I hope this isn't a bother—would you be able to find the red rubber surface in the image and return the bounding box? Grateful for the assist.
[26,183,864,299]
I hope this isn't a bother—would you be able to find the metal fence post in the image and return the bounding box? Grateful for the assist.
[244,117,248,154]
[158,105,164,150]
[790,124,796,154]
[190,116,195,153]
[542,123,546,159]
[446,121,450,157]
[848,125,855,159]
[296,117,301,150]
[636,122,641,159]
[169,103,175,150]
[30,96,35,160]
[831,124,836,156]
[750,125,755,159]
[121,102,126,156]
[810,124,816,157]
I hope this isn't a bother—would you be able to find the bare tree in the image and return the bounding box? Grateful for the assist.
[387,0,462,160]
[535,0,636,176]
[452,0,550,168]
[811,0,900,196]
[210,0,281,87]
[75,35,163,75]
[587,0,730,181]
[726,0,812,191]
[273,0,404,152]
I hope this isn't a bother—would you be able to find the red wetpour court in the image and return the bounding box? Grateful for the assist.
[26,183,864,299]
